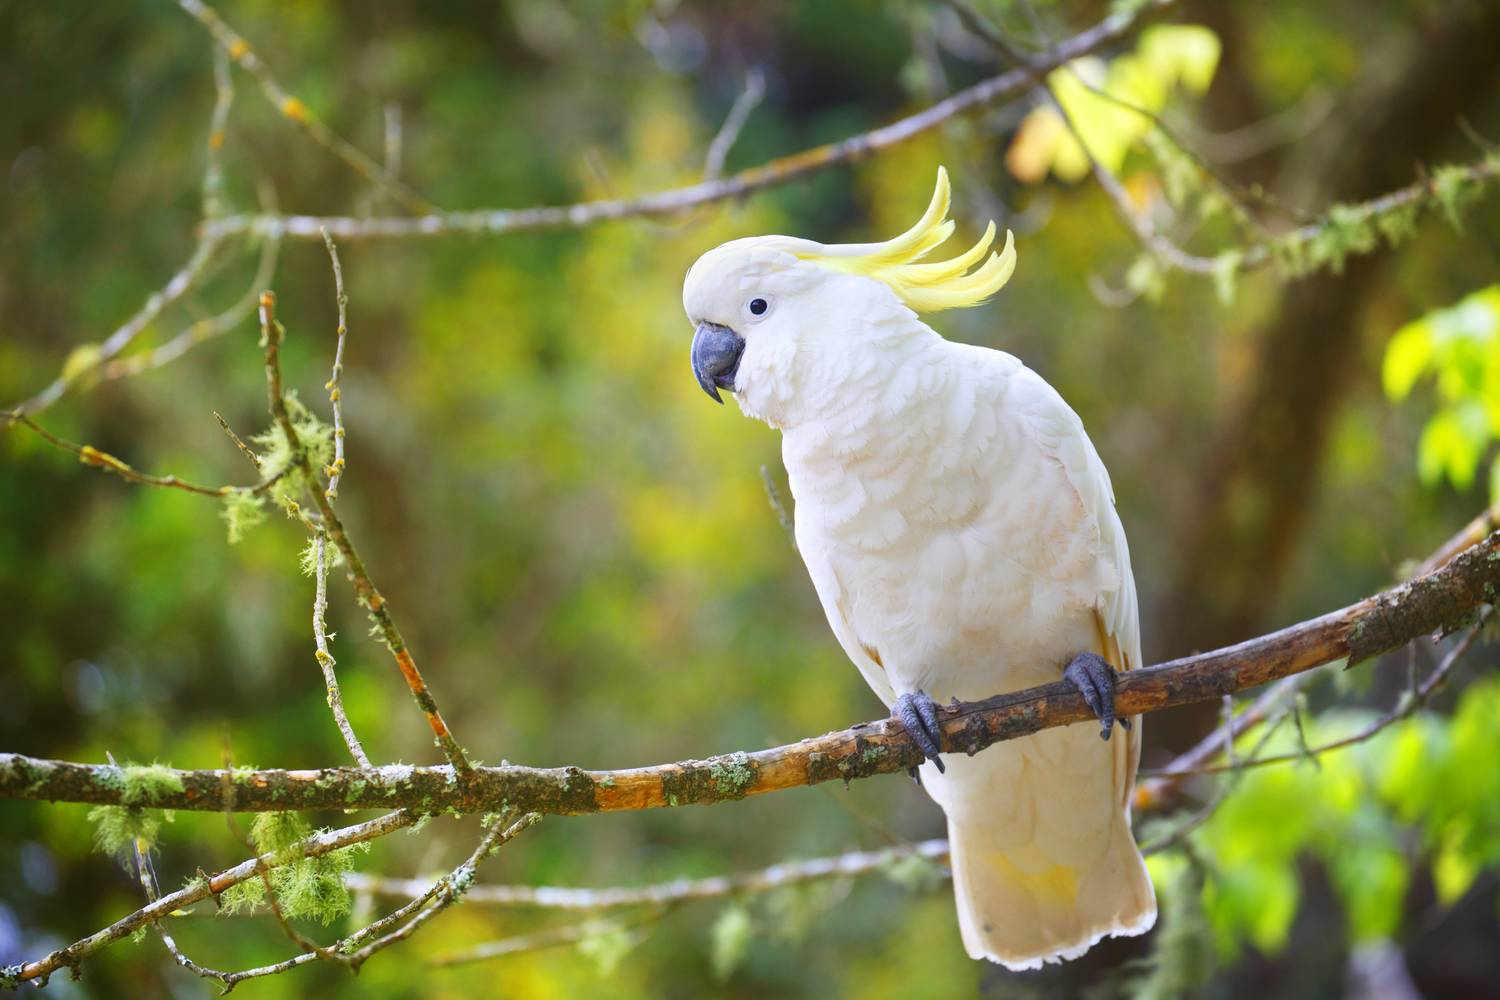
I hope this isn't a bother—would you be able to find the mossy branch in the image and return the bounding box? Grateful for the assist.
[5,527,1496,819]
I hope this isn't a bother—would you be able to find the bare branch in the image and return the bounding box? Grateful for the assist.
[6,526,1496,817]
[702,70,766,181]
[198,0,1183,244]
[6,235,225,416]
[202,45,235,220]
[312,531,371,767]
[97,231,281,384]
[1166,611,1490,778]
[175,0,436,214]
[319,230,350,501]
[3,411,283,498]
[351,839,949,912]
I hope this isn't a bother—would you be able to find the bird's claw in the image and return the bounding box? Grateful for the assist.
[894,689,946,773]
[1064,652,1131,740]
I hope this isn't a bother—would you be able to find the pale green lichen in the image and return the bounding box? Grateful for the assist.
[219,875,266,915]
[709,753,755,798]
[1433,163,1483,232]
[222,491,268,543]
[87,805,163,856]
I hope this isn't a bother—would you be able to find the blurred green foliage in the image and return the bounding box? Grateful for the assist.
[2,1,1499,997]
[1383,285,1500,501]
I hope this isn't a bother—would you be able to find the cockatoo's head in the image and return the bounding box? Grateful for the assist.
[683,166,1015,428]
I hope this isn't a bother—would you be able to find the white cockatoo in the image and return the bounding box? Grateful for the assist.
[683,167,1156,968]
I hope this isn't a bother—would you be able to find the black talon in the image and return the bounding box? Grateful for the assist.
[1064,652,1127,740]
[894,690,946,773]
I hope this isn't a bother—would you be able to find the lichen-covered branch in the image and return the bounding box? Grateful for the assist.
[6,527,1495,818]
[198,0,1181,244]
[258,292,473,777]
[10,810,414,987]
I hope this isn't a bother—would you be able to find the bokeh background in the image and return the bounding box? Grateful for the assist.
[3,1,1499,997]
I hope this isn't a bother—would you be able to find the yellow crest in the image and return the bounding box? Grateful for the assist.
[797,166,1016,313]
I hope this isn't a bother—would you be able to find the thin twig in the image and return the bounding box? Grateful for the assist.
[13,811,415,987]
[313,531,372,766]
[350,838,950,911]
[202,812,541,988]
[759,463,796,548]
[175,0,436,214]
[202,45,234,220]
[214,411,262,472]
[428,909,666,969]
[1170,614,1490,778]
[4,411,282,498]
[339,813,541,970]
[199,0,1182,243]
[259,292,472,778]
[703,70,766,181]
[97,230,281,384]
[6,235,225,416]
[320,230,349,500]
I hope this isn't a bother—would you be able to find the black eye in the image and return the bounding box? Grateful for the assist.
[749,297,768,316]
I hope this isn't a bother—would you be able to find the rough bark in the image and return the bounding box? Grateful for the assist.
[5,529,1495,817]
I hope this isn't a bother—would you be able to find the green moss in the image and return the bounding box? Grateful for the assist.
[118,762,185,806]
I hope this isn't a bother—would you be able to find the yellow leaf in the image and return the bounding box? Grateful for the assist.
[1004,107,1068,185]
[1382,324,1432,399]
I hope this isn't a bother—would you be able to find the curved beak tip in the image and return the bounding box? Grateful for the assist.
[690,322,744,407]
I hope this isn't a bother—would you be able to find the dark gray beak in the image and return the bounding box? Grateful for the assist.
[690,321,745,404]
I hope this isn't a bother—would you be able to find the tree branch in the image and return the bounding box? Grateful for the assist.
[350,839,950,912]
[10,811,414,987]
[198,0,1182,243]
[6,527,1496,817]
[175,0,436,214]
[259,293,473,778]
